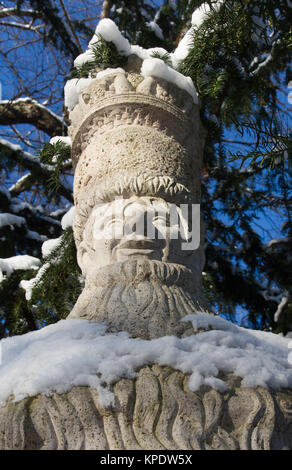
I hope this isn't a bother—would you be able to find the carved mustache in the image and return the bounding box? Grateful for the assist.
[115,238,165,251]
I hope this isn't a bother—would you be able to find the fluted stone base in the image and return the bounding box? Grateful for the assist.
[1,365,292,450]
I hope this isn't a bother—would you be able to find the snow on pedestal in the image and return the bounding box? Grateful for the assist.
[1,313,292,450]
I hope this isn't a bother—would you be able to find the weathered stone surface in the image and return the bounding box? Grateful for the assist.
[68,63,208,339]
[2,59,290,450]
[1,367,292,450]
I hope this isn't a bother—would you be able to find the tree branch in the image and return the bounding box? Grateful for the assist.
[101,0,111,19]
[0,139,73,202]
[0,20,44,32]
[0,7,42,19]
[0,98,66,137]
[9,173,34,197]
[58,0,82,53]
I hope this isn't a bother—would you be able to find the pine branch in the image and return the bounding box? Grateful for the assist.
[250,39,282,77]
[0,138,73,202]
[0,98,66,137]
[22,301,39,331]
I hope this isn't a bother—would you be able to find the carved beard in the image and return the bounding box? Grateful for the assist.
[68,259,206,339]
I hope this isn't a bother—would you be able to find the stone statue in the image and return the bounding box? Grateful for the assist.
[1,57,292,450]
[67,61,207,339]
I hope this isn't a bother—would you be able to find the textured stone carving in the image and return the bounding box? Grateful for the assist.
[1,366,292,450]
[68,63,207,339]
[2,59,290,451]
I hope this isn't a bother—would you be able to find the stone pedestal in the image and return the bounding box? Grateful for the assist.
[1,367,292,450]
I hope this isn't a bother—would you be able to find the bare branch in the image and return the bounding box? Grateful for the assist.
[222,139,257,146]
[101,0,111,19]
[10,125,36,148]
[58,0,83,53]
[0,20,44,33]
[0,99,66,137]
[9,173,34,197]
[0,8,42,20]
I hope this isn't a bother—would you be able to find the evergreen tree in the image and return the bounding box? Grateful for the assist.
[0,0,291,337]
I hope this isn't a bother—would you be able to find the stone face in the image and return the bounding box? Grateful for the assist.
[1,367,292,450]
[68,64,208,339]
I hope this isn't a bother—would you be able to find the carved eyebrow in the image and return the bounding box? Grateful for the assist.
[101,214,124,225]
[123,199,148,211]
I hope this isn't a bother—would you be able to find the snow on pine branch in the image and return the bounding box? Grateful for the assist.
[191,1,224,28]
[0,256,40,282]
[65,15,202,110]
[0,208,47,246]
[146,21,164,40]
[0,213,26,229]
[20,207,75,302]
[67,1,265,110]
[0,212,45,243]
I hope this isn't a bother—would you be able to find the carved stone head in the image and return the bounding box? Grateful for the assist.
[67,63,207,338]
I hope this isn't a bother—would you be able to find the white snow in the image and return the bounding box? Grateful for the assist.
[191,1,224,28]
[147,21,164,40]
[0,213,25,229]
[41,206,76,256]
[0,312,292,408]
[49,136,72,147]
[0,255,40,281]
[94,18,131,55]
[74,49,95,68]
[130,45,169,61]
[9,175,30,196]
[61,206,75,230]
[141,58,198,103]
[171,1,224,67]
[26,230,47,242]
[274,296,289,323]
[171,28,194,67]
[65,18,199,110]
[41,236,63,258]
[64,68,126,110]
[18,207,75,298]
[64,78,95,110]
[20,262,50,301]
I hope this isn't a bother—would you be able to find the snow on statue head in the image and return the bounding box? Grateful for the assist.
[67,63,207,338]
